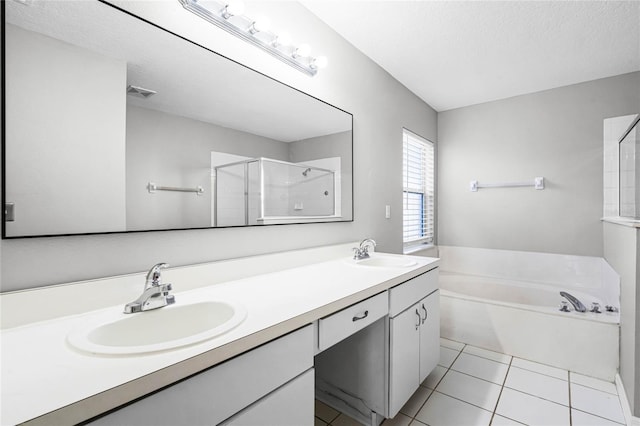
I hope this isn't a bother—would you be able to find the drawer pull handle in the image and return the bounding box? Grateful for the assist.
[352,310,369,322]
[416,309,421,330]
[421,304,428,324]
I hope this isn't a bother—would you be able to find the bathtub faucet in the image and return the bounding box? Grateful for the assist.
[559,291,587,313]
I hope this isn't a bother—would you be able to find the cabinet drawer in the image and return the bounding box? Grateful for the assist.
[389,269,438,317]
[221,368,314,426]
[318,291,388,351]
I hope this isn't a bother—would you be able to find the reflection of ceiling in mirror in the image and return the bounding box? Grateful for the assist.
[5,0,351,142]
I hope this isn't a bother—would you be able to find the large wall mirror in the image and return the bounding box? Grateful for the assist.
[2,0,353,238]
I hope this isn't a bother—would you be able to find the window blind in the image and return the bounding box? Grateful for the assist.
[403,130,434,247]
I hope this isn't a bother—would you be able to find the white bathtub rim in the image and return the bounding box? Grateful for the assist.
[440,270,615,298]
[440,289,620,325]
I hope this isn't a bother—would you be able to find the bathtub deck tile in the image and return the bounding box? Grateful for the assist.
[451,353,509,385]
[463,345,512,364]
[510,357,568,380]
[504,366,569,406]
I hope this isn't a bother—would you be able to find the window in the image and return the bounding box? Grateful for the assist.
[403,129,435,249]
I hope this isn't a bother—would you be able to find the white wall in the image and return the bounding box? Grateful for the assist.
[1,1,437,291]
[4,24,127,237]
[438,72,640,257]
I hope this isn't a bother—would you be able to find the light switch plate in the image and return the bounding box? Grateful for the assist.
[5,203,15,222]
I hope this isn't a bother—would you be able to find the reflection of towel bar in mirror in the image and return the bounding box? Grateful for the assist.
[147,182,204,196]
[470,177,545,192]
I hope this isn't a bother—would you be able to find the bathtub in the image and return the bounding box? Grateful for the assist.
[438,247,620,381]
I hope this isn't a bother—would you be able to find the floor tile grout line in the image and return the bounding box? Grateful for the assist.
[570,379,620,396]
[568,370,573,426]
[445,366,509,388]
[571,407,627,425]
[509,363,572,383]
[428,389,494,417]
[412,345,467,425]
[489,355,513,425]
[457,350,512,365]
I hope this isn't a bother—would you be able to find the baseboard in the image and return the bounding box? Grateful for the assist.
[615,374,640,425]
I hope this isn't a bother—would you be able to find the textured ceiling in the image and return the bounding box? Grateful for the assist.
[302,1,640,111]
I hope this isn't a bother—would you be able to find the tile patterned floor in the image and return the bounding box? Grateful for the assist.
[315,338,627,426]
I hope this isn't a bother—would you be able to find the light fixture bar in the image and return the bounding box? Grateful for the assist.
[178,0,318,76]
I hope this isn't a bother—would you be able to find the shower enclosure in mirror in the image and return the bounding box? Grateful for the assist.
[214,157,340,226]
[1,0,353,238]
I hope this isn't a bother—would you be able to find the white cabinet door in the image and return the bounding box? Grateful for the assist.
[389,303,421,418]
[419,290,440,383]
[222,369,314,426]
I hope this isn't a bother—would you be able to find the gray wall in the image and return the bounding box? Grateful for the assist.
[126,105,290,231]
[438,72,640,257]
[603,222,640,416]
[0,2,437,291]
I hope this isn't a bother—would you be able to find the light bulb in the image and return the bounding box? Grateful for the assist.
[294,43,311,58]
[222,0,244,18]
[250,16,270,34]
[274,31,292,47]
[312,56,328,69]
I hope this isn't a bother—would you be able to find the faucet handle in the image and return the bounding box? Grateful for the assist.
[590,302,602,314]
[559,301,570,312]
[146,262,169,287]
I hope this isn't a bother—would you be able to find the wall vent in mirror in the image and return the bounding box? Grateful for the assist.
[1,0,353,238]
[127,84,157,99]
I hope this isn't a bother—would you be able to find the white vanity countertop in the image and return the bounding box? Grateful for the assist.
[1,246,439,425]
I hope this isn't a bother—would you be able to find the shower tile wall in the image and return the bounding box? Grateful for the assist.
[619,126,638,218]
[603,115,638,218]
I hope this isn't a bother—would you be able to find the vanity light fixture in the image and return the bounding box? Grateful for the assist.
[178,0,327,76]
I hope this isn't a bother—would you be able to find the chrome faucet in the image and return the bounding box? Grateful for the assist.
[124,263,175,314]
[353,238,377,260]
[559,291,586,313]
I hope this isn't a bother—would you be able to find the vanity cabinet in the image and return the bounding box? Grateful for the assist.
[89,325,314,426]
[315,268,439,425]
[388,269,439,418]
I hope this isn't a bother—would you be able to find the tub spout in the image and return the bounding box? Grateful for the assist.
[559,291,587,313]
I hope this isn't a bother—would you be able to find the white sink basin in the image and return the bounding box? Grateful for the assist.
[350,254,417,268]
[67,301,247,355]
